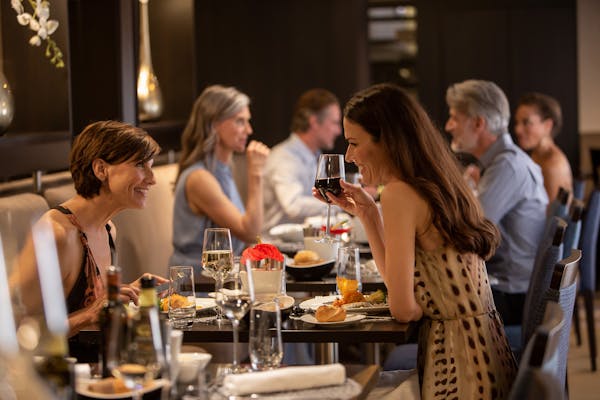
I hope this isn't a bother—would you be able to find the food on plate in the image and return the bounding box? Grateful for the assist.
[293,250,321,265]
[315,304,346,322]
[364,289,386,304]
[241,242,284,266]
[88,377,129,394]
[160,294,192,312]
[333,291,366,307]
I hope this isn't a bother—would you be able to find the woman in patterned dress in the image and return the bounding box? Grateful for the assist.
[319,84,517,399]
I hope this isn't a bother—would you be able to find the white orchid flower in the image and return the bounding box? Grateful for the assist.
[29,35,42,47]
[11,0,24,14]
[37,1,50,20]
[46,20,59,35]
[29,18,40,31]
[16,12,31,25]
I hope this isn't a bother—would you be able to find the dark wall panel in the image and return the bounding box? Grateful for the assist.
[194,0,369,152]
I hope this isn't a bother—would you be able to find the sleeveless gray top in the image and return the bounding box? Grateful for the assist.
[170,158,246,272]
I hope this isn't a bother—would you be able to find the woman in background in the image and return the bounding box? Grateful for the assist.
[170,85,269,271]
[514,92,572,201]
[11,120,166,338]
[320,84,516,398]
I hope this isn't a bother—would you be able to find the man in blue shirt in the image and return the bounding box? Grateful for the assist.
[263,89,342,232]
[445,79,548,324]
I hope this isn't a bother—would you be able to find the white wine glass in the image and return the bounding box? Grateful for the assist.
[215,267,254,374]
[315,154,345,240]
[201,228,234,324]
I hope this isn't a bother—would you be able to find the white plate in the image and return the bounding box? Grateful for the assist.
[268,223,304,242]
[298,295,339,312]
[76,378,169,399]
[299,313,366,327]
[195,297,217,310]
[254,294,295,311]
[342,302,390,314]
[286,258,335,269]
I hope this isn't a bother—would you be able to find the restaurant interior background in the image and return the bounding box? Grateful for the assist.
[0,0,598,189]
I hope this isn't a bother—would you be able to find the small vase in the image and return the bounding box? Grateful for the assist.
[137,0,163,122]
[0,69,14,135]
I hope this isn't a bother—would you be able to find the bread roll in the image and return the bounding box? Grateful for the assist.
[315,305,346,322]
[293,250,320,265]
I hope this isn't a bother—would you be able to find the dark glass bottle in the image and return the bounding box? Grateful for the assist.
[33,333,75,400]
[99,265,129,378]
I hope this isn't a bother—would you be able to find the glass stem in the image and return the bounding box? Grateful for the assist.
[232,319,240,369]
[325,204,331,237]
[215,277,224,321]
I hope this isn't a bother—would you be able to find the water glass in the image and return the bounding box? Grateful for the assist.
[169,266,196,328]
[335,246,362,295]
[249,302,283,371]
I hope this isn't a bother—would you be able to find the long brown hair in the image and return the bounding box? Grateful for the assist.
[177,85,250,183]
[344,83,499,259]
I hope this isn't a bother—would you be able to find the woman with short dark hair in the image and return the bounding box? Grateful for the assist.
[11,120,166,337]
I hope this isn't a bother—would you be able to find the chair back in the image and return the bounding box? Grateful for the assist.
[524,250,580,393]
[547,187,570,220]
[563,199,583,259]
[112,163,177,281]
[573,178,586,201]
[521,217,566,347]
[579,189,600,291]
[0,193,49,272]
[510,301,565,400]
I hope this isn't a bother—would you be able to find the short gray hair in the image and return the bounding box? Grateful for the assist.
[446,80,510,136]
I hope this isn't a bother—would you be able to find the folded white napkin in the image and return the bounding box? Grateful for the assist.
[222,363,346,395]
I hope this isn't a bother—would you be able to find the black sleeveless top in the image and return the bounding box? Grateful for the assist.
[53,206,116,314]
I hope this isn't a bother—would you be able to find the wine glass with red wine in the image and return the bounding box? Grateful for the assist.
[315,154,345,240]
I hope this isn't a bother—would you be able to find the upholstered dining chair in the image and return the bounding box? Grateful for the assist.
[520,218,567,349]
[573,188,600,371]
[547,187,570,220]
[509,301,565,400]
[562,199,583,260]
[573,178,586,202]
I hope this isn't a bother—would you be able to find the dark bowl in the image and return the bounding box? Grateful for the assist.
[286,259,335,281]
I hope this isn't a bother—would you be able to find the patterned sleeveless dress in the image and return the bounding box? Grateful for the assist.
[414,245,517,399]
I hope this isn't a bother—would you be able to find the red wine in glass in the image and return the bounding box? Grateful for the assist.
[314,177,342,203]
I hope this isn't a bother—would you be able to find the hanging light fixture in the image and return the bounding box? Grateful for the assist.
[137,0,163,122]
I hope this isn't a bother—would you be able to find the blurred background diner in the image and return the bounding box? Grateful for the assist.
[1,0,600,399]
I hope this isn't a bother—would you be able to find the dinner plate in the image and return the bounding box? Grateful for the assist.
[298,295,339,312]
[342,302,390,314]
[299,313,366,327]
[195,297,217,311]
[76,378,169,399]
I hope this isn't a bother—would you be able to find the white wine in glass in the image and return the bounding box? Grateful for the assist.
[201,228,234,324]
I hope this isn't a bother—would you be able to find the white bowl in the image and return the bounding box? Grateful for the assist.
[303,237,340,260]
[177,352,212,383]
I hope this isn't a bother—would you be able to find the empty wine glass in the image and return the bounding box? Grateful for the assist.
[315,154,345,240]
[215,266,255,374]
[201,228,234,324]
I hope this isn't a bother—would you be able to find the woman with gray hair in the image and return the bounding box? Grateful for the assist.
[170,85,269,270]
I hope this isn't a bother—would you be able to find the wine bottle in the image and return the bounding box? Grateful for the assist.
[128,276,164,379]
[99,265,129,378]
[33,332,75,400]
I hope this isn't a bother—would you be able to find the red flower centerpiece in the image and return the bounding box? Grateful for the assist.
[240,243,284,270]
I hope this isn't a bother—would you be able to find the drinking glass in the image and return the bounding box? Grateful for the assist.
[215,267,254,373]
[315,154,345,240]
[335,245,362,295]
[201,228,234,324]
[249,301,283,371]
[168,266,196,328]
